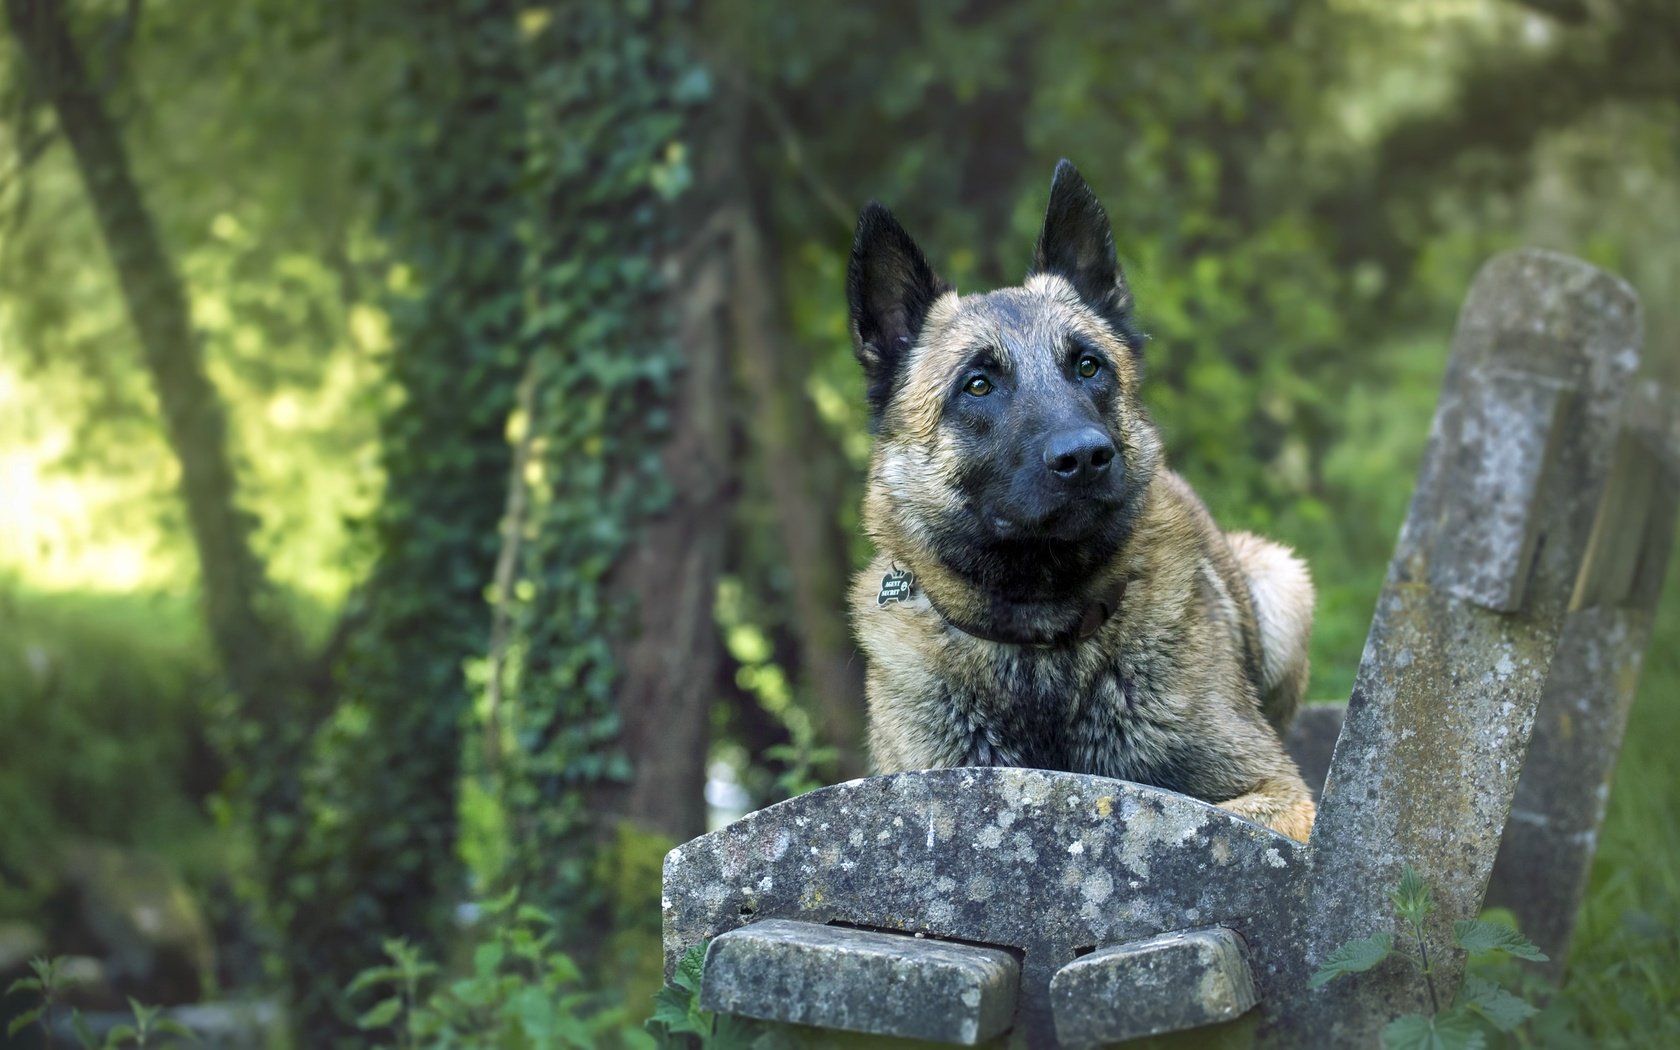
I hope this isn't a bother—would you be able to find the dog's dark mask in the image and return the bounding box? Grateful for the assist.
[849,160,1155,602]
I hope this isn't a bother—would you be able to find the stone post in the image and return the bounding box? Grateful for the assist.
[1297,251,1644,1043]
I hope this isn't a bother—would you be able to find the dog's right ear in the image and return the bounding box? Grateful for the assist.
[848,203,948,418]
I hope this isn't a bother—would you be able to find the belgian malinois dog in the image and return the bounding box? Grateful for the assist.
[847,160,1316,841]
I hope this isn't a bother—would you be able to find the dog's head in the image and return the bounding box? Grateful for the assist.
[849,160,1160,604]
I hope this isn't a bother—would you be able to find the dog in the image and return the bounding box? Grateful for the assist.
[846,160,1317,842]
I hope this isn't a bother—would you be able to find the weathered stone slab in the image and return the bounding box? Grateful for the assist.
[1049,926,1257,1047]
[1431,370,1568,612]
[701,919,1019,1045]
[1486,424,1678,965]
[1283,703,1346,802]
[664,767,1306,1043]
[1300,250,1644,1044]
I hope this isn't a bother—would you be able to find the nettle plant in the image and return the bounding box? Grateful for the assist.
[345,891,643,1050]
[6,957,195,1049]
[646,942,763,1050]
[1312,865,1548,1049]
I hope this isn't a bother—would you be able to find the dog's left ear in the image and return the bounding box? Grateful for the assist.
[848,202,949,419]
[1031,160,1138,349]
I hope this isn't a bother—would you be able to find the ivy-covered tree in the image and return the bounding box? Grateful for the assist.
[489,2,725,967]
[274,0,529,1041]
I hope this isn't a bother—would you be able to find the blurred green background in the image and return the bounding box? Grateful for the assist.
[1,0,1677,1046]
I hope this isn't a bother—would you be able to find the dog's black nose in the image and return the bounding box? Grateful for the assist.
[1043,427,1115,483]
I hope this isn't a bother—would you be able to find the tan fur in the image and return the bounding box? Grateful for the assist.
[1225,531,1315,733]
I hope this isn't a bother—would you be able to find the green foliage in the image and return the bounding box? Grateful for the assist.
[1457,975,1537,1033]
[1309,933,1395,989]
[1382,1012,1486,1050]
[645,943,761,1050]
[1453,920,1547,963]
[253,0,533,1040]
[346,896,648,1050]
[6,959,195,1048]
[1393,864,1435,928]
[0,583,217,913]
[1312,867,1549,1049]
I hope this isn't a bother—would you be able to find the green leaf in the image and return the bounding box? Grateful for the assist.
[70,1009,99,1050]
[672,941,706,993]
[1382,1010,1486,1050]
[711,1013,764,1050]
[1391,864,1434,925]
[103,1023,138,1048]
[356,997,403,1030]
[345,965,402,996]
[153,1017,198,1041]
[649,985,691,1028]
[547,953,582,985]
[480,887,520,916]
[649,982,710,1037]
[1309,932,1394,988]
[472,941,505,978]
[7,1007,42,1038]
[6,976,43,996]
[515,903,556,927]
[1453,919,1549,961]
[1460,974,1539,1032]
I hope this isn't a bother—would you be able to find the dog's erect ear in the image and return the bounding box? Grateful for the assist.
[1031,160,1137,346]
[848,203,948,417]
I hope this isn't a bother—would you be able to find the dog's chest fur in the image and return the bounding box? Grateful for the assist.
[867,607,1211,784]
[856,482,1265,803]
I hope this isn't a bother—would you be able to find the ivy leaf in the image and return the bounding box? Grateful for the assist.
[1310,932,1394,988]
[1460,975,1538,1032]
[6,1008,42,1038]
[1391,864,1434,925]
[1382,1010,1486,1050]
[1453,919,1548,961]
[356,997,402,1030]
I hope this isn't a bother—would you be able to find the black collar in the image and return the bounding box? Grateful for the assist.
[921,576,1128,648]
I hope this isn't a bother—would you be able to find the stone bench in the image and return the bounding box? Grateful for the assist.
[661,250,1678,1047]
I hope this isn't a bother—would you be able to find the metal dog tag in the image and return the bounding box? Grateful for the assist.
[877,566,915,606]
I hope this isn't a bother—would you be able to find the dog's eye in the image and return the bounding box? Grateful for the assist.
[964,375,993,397]
[1076,355,1101,379]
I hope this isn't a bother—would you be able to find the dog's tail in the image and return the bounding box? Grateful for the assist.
[1226,531,1315,734]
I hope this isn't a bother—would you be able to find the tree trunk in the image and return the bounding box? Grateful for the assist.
[590,105,737,843]
[3,0,302,710]
[726,192,869,777]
